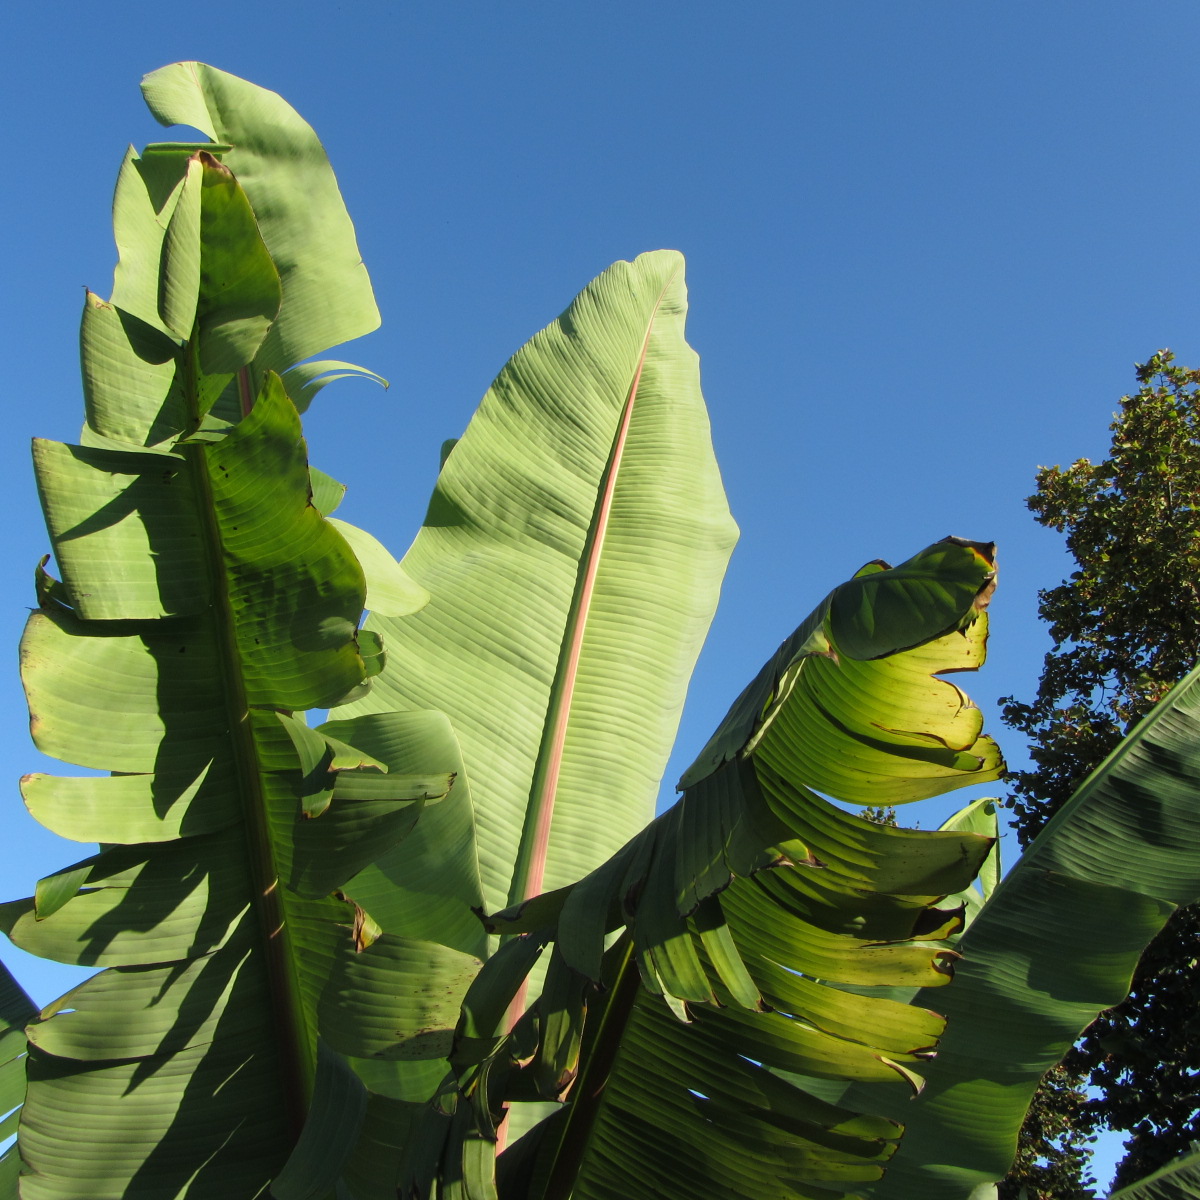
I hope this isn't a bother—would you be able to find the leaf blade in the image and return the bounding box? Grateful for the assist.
[141,62,380,372]
[343,251,739,916]
[857,665,1200,1199]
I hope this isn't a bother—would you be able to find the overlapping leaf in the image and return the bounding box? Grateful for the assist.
[836,662,1200,1200]
[414,539,1004,1199]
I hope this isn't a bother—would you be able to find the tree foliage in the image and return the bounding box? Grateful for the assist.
[997,1064,1098,1200]
[1002,351,1200,1192]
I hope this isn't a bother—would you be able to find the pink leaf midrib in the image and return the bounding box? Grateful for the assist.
[510,266,679,910]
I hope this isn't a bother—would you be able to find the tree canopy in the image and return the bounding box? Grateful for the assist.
[1002,351,1200,1194]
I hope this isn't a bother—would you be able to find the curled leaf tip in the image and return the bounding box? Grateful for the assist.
[940,535,997,564]
[931,949,962,979]
[878,1055,928,1096]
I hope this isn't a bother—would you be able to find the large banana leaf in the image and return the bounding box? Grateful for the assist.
[330,250,741,1149]
[340,249,740,920]
[405,539,1006,1200]
[839,662,1200,1200]
[4,66,462,1200]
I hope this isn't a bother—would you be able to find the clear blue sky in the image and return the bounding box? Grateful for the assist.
[6,2,1199,1188]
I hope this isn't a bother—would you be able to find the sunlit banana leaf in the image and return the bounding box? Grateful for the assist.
[6,67,465,1200]
[140,62,380,374]
[847,663,1200,1200]
[413,539,1004,1199]
[340,250,740,923]
[332,250,740,1145]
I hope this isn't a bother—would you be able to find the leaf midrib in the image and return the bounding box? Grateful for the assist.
[505,266,680,911]
[494,268,679,1098]
[182,348,311,1137]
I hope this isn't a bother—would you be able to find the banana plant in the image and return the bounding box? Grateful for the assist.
[4,63,468,1200]
[6,61,1200,1200]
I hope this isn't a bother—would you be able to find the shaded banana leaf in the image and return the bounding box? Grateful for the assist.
[1109,1147,1200,1200]
[270,1040,369,1200]
[340,250,740,921]
[0,959,37,1200]
[415,539,1005,1199]
[845,662,1200,1200]
[7,69,465,1200]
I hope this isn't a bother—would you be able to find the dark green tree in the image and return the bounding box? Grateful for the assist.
[1001,350,1200,1193]
[998,1065,1099,1200]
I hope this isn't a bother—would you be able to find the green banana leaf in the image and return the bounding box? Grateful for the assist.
[408,539,1006,1200]
[339,249,740,923]
[327,248,742,1147]
[1109,1147,1200,1199]
[0,960,37,1200]
[139,62,381,375]
[5,66,465,1200]
[841,661,1200,1200]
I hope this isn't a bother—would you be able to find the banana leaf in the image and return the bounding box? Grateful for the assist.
[5,66,467,1200]
[844,662,1200,1200]
[407,539,1006,1200]
[333,249,740,1143]
[339,249,740,925]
